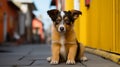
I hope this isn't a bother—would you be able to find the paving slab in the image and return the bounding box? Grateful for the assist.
[0,66,12,67]
[0,60,32,66]
[21,55,48,61]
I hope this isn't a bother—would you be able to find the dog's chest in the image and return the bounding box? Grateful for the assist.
[60,35,65,46]
[60,35,66,59]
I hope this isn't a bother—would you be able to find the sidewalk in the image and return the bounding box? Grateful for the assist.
[0,44,119,67]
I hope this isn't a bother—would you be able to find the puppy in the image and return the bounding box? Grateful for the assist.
[47,9,87,64]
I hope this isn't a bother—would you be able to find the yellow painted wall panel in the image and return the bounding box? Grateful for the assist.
[98,0,113,51]
[80,0,114,52]
[115,0,120,54]
[118,0,120,54]
[112,0,116,54]
[86,0,100,48]
[79,0,87,45]
[65,0,74,11]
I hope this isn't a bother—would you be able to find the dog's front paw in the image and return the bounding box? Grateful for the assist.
[80,56,88,61]
[50,60,59,64]
[66,60,75,64]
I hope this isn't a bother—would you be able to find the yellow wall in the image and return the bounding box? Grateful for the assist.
[65,0,74,11]
[64,0,120,54]
[79,0,120,54]
[84,0,114,51]
[79,0,87,45]
[85,0,100,49]
[98,0,113,51]
[115,0,120,53]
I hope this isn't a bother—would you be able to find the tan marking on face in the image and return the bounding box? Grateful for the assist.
[64,17,69,20]
[63,16,73,32]
[57,16,61,20]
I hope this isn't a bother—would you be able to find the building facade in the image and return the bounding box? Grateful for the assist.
[0,0,19,43]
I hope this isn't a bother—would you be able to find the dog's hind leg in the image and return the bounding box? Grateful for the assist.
[76,41,88,62]
[79,43,88,61]
[47,57,51,62]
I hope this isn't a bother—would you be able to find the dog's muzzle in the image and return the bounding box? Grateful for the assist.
[60,27,64,31]
[58,26,66,32]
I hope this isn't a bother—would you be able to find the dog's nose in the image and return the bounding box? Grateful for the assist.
[60,27,64,31]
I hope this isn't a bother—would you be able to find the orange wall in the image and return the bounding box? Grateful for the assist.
[0,0,18,43]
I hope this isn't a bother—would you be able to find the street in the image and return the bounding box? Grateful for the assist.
[0,44,119,67]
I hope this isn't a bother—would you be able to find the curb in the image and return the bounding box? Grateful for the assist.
[85,48,120,64]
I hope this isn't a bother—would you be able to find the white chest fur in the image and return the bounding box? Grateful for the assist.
[60,35,66,60]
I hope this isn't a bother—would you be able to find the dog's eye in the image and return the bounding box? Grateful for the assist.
[56,20,61,24]
[65,20,70,24]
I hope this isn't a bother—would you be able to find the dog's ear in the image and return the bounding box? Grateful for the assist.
[69,10,82,20]
[47,9,59,21]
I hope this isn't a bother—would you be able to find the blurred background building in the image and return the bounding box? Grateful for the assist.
[0,0,46,44]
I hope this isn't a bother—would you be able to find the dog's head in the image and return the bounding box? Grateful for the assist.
[47,9,82,33]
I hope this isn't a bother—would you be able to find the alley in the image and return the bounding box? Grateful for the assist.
[0,0,120,67]
[0,44,119,67]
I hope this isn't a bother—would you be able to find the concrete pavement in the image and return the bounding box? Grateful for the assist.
[0,44,119,67]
